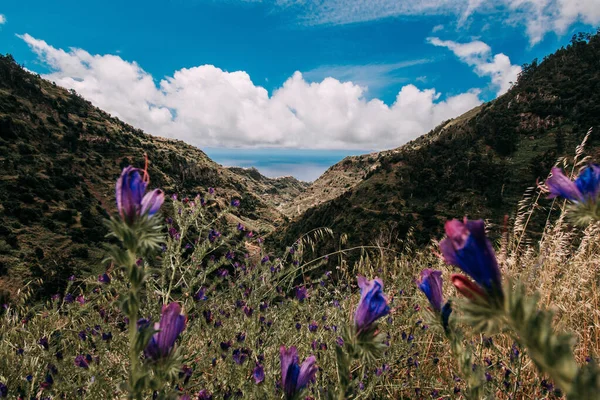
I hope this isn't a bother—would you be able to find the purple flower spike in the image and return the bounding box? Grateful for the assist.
[115,165,164,224]
[98,273,111,284]
[74,355,89,369]
[417,269,443,312]
[547,165,600,203]
[354,276,390,332]
[440,219,502,297]
[144,302,187,361]
[280,346,317,399]
[116,166,147,223]
[141,189,165,217]
[253,364,265,384]
[295,286,308,301]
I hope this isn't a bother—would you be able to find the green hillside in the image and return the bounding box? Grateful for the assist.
[275,31,600,253]
[0,55,300,301]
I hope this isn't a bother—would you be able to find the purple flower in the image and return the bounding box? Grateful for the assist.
[308,321,318,332]
[38,337,49,350]
[0,382,7,397]
[417,269,443,312]
[295,286,308,301]
[231,199,240,207]
[546,164,600,203]
[102,332,113,341]
[98,273,111,284]
[74,355,89,369]
[354,276,390,332]
[194,287,207,301]
[280,346,317,399]
[253,364,265,384]
[440,219,502,298]
[144,302,187,361]
[115,166,164,224]
[232,348,249,365]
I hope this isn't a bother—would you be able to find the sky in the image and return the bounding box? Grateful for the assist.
[0,0,599,180]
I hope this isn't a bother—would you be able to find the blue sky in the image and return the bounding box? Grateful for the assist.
[0,0,598,180]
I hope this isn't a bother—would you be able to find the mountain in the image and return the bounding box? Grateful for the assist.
[226,167,309,212]
[0,55,301,301]
[274,31,600,253]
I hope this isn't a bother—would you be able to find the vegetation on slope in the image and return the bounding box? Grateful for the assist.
[0,55,301,301]
[275,30,600,254]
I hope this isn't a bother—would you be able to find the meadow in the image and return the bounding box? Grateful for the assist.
[1,143,600,400]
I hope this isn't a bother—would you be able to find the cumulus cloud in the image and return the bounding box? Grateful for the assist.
[427,37,521,95]
[269,0,600,45]
[20,33,482,150]
[0,14,6,25]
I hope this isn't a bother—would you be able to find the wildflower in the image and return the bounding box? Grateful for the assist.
[295,286,308,301]
[253,364,265,384]
[220,341,232,351]
[354,276,390,333]
[76,295,85,305]
[546,164,600,203]
[194,287,207,301]
[98,273,111,284]
[280,346,318,399]
[38,337,49,350]
[451,274,486,300]
[102,332,112,341]
[198,389,213,400]
[40,374,53,389]
[144,302,187,361]
[440,219,503,300]
[0,382,6,397]
[74,355,89,369]
[417,269,443,312]
[232,348,249,364]
[115,166,164,224]
[231,199,240,207]
[64,293,74,303]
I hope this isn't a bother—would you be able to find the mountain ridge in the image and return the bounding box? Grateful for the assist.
[274,31,600,253]
[0,54,302,300]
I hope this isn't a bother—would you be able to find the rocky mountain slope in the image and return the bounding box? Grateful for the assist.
[275,31,600,253]
[0,55,302,300]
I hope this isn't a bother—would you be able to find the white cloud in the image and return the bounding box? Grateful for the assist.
[427,37,521,95]
[268,0,600,45]
[20,33,482,150]
[0,14,6,25]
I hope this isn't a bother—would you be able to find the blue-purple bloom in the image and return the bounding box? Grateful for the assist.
[295,286,308,301]
[98,273,111,284]
[440,219,502,298]
[115,166,164,224]
[144,302,187,361]
[354,276,390,332]
[74,355,89,369]
[546,164,600,203]
[253,364,265,384]
[417,269,443,312]
[280,346,318,399]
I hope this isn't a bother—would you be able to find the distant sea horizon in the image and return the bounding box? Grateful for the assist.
[203,148,373,182]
